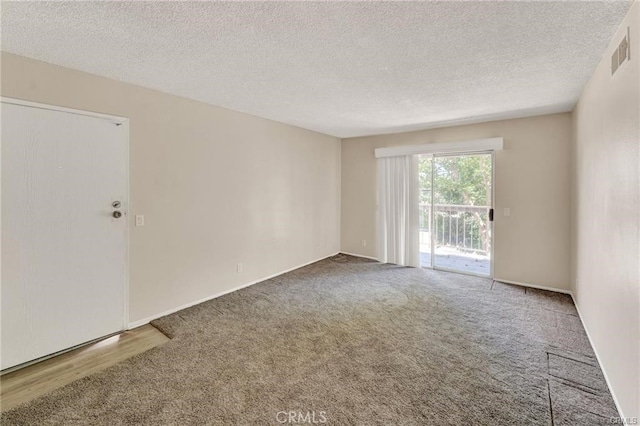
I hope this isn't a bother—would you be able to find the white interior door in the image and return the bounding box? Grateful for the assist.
[1,100,128,370]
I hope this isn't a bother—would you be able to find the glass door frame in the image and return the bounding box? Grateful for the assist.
[422,150,495,278]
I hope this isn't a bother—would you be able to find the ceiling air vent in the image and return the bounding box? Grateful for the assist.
[612,27,631,76]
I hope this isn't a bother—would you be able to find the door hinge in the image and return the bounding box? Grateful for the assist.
[489,208,494,222]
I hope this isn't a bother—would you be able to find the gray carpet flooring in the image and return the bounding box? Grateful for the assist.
[1,254,619,425]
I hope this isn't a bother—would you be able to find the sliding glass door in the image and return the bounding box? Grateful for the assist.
[419,152,493,277]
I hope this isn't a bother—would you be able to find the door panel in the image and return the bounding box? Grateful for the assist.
[1,102,128,370]
[432,153,493,276]
[419,152,493,276]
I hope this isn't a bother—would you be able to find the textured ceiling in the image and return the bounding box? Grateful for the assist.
[1,1,632,138]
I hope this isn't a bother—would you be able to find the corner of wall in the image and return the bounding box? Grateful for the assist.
[336,137,343,254]
[569,106,578,295]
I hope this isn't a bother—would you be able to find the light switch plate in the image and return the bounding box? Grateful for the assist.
[135,215,144,227]
[503,208,511,217]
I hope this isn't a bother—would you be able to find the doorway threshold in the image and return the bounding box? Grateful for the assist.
[0,324,169,412]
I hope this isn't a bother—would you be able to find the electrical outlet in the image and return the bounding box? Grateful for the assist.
[361,240,367,247]
[237,263,243,273]
[135,215,145,226]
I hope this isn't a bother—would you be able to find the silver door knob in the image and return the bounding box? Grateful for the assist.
[113,211,122,219]
[112,201,121,208]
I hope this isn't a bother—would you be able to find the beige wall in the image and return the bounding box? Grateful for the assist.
[571,1,639,419]
[1,52,341,324]
[341,113,572,290]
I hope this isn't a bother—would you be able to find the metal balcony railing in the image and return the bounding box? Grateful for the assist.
[419,203,491,256]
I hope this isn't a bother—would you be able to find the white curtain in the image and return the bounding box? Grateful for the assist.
[376,155,420,267]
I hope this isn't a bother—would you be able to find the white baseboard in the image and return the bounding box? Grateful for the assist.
[492,277,573,295]
[128,252,339,329]
[570,293,626,422]
[339,251,379,261]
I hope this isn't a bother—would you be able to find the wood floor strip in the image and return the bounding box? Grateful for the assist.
[0,324,169,412]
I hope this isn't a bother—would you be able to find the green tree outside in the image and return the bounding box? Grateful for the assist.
[419,154,492,253]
